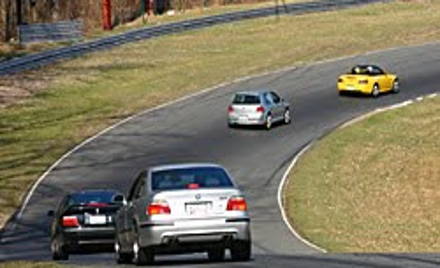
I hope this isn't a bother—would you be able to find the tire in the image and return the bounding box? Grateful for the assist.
[283,109,291,124]
[392,79,400,93]
[115,239,132,264]
[51,237,69,261]
[230,240,251,261]
[132,239,154,266]
[207,248,225,262]
[228,122,236,128]
[371,84,380,98]
[265,114,272,130]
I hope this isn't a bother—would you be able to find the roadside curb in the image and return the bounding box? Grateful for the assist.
[277,92,438,253]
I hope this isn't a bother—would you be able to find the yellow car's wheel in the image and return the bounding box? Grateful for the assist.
[371,84,380,98]
[392,79,400,94]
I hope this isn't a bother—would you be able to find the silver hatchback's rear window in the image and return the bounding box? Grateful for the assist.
[232,94,261,104]
[151,167,234,191]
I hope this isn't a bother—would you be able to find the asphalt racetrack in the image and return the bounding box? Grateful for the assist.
[1,42,440,267]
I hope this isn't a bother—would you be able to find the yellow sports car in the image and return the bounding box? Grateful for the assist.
[337,65,399,97]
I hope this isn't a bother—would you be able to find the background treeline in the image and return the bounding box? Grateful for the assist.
[0,0,268,42]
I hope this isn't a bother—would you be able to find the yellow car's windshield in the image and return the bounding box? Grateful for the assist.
[349,65,385,76]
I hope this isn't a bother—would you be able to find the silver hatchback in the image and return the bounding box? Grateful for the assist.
[227,90,291,129]
[114,163,251,265]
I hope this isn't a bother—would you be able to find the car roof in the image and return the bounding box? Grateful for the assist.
[149,163,225,173]
[70,189,120,196]
[234,90,270,96]
[353,64,382,69]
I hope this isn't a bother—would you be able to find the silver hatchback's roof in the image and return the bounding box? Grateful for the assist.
[235,90,269,96]
[149,163,225,173]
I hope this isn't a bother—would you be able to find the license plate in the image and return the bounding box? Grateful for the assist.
[186,203,211,216]
[88,215,107,225]
[238,116,248,123]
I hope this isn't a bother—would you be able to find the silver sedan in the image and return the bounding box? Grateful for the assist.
[227,90,291,129]
[114,163,251,265]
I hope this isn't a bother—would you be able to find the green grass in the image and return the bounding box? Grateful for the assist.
[284,96,440,252]
[1,0,440,229]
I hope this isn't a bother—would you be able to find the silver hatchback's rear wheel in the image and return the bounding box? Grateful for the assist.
[283,109,291,124]
[265,115,272,130]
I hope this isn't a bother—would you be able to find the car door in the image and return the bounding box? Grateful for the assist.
[372,66,390,91]
[126,172,147,246]
[52,196,68,241]
[270,91,284,120]
[120,173,143,248]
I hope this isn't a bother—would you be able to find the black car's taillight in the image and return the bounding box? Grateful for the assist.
[61,216,80,227]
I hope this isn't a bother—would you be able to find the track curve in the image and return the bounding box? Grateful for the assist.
[1,42,440,267]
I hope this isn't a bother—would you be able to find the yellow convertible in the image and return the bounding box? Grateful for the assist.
[337,65,399,97]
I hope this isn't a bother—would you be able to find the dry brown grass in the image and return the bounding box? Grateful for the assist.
[285,97,440,252]
[0,262,65,268]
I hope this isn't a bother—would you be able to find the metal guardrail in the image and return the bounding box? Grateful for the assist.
[18,20,83,44]
[0,0,388,76]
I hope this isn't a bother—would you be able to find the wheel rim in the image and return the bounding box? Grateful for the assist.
[115,242,121,260]
[133,241,139,262]
[266,116,272,129]
[373,85,379,97]
[284,110,290,123]
[393,81,399,91]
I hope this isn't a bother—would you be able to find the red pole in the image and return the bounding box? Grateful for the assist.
[102,0,112,30]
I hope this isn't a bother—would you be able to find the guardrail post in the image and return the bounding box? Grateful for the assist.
[102,0,112,30]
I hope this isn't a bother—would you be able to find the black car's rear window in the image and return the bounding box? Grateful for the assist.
[232,94,261,105]
[152,167,234,191]
[68,191,116,206]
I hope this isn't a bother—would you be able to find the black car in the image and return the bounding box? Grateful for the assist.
[48,189,125,260]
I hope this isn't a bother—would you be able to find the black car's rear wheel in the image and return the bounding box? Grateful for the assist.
[208,248,225,262]
[51,237,68,260]
[230,240,251,261]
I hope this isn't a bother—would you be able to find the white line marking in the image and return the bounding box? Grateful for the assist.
[277,143,327,253]
[427,93,437,99]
